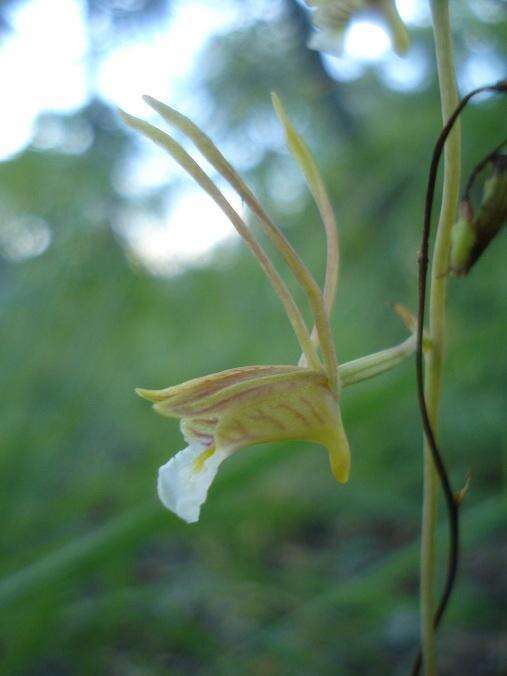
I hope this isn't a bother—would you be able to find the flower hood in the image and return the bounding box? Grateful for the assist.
[137,365,350,522]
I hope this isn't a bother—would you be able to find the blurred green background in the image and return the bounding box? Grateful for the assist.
[0,1,506,674]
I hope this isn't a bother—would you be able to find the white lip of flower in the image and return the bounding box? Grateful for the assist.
[122,95,417,523]
[157,439,228,523]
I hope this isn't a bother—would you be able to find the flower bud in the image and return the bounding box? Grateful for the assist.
[450,155,507,276]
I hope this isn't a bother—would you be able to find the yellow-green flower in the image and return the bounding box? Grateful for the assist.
[306,0,410,57]
[137,365,350,523]
[121,95,416,522]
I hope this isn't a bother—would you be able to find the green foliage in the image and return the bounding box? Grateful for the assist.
[0,2,506,674]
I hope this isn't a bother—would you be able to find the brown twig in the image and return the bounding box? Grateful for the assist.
[412,79,507,675]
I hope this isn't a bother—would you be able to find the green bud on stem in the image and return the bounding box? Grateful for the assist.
[450,154,507,276]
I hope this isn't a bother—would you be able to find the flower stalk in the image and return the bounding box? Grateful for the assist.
[413,76,506,675]
[420,2,461,673]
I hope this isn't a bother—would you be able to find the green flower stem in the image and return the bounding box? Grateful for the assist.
[339,334,416,387]
[421,2,461,673]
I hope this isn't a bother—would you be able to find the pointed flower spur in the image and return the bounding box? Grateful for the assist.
[121,95,416,522]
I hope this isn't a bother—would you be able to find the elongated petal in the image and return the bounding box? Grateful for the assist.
[137,99,335,388]
[157,442,229,523]
[141,96,329,323]
[271,93,339,312]
[119,109,320,371]
[136,365,300,405]
[271,93,340,368]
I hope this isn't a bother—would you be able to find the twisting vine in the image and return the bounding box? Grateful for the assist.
[412,79,507,675]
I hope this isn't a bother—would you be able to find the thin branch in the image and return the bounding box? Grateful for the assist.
[412,79,506,675]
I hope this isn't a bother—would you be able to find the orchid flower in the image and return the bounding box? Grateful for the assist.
[120,95,416,523]
[306,0,410,57]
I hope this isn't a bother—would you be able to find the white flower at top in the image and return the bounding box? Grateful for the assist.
[306,0,410,57]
